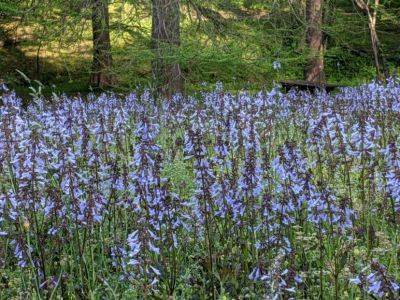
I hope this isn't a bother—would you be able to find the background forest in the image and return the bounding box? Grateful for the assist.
[0,0,399,96]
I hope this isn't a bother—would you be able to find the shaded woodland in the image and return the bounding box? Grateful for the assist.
[0,0,399,96]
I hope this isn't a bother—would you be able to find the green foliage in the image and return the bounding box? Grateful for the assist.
[0,0,399,95]
[0,1,20,17]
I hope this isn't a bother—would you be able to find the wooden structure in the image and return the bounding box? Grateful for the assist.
[280,80,341,93]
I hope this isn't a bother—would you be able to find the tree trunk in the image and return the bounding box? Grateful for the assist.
[90,0,113,89]
[305,0,325,83]
[367,0,387,81]
[369,21,385,81]
[354,0,387,81]
[151,0,182,98]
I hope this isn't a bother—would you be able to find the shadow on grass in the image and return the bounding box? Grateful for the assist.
[0,30,96,103]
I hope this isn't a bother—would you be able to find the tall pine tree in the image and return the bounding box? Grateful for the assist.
[90,0,113,88]
[151,0,182,97]
[305,0,325,83]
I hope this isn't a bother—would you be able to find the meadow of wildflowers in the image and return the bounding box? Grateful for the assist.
[0,80,399,299]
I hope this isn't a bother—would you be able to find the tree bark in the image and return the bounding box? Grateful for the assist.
[305,0,325,83]
[354,0,387,81]
[151,0,183,98]
[90,0,113,89]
